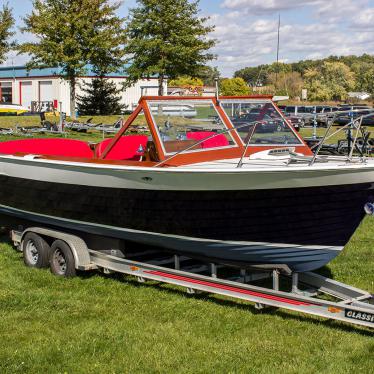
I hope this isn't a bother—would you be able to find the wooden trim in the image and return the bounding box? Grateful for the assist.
[142,101,167,160]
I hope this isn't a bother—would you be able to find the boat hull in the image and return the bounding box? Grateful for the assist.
[0,171,372,272]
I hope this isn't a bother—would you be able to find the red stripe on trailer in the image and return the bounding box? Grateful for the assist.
[145,270,313,306]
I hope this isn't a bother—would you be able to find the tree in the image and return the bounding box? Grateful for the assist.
[19,0,126,119]
[234,65,266,87]
[0,3,15,64]
[196,65,220,86]
[77,77,126,115]
[267,71,304,98]
[304,62,356,101]
[124,0,215,95]
[168,76,204,87]
[351,62,374,95]
[220,78,250,96]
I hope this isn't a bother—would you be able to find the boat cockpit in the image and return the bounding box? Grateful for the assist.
[0,96,312,166]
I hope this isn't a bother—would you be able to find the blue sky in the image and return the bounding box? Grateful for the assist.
[2,0,374,76]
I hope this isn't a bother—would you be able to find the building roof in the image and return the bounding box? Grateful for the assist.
[0,65,131,79]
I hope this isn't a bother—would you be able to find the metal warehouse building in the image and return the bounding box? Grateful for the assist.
[0,65,164,114]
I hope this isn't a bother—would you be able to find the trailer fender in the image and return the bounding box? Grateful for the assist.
[20,227,95,270]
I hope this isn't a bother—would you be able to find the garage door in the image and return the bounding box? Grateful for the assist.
[20,81,33,109]
[39,81,54,101]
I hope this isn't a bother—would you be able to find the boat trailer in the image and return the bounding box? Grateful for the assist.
[10,227,374,330]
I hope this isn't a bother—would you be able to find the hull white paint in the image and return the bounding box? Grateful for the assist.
[1,155,374,191]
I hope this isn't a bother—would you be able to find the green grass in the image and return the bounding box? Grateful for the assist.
[0,217,373,373]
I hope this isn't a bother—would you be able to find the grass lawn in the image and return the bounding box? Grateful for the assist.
[0,218,373,373]
[0,114,373,373]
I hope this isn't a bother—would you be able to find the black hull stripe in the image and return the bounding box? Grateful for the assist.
[0,204,340,272]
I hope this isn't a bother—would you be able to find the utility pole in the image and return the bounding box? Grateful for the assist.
[275,14,280,86]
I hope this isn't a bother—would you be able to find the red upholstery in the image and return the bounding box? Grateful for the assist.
[96,135,148,160]
[186,131,229,149]
[0,138,93,158]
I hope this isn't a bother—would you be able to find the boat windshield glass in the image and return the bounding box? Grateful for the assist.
[148,100,236,154]
[220,100,302,145]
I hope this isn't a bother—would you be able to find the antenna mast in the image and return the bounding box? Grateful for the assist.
[275,14,280,85]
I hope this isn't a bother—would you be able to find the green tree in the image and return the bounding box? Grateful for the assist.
[304,62,356,101]
[220,78,250,96]
[77,77,126,115]
[0,3,15,64]
[196,65,220,86]
[351,62,374,95]
[267,71,304,98]
[234,65,267,86]
[124,0,215,95]
[19,0,126,119]
[168,76,204,87]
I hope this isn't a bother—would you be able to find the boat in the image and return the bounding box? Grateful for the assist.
[0,95,373,273]
[0,104,29,115]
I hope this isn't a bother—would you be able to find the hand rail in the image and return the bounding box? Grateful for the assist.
[348,116,364,161]
[308,112,374,157]
[308,116,336,166]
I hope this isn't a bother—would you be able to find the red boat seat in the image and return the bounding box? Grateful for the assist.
[96,135,148,160]
[186,131,229,149]
[0,138,93,158]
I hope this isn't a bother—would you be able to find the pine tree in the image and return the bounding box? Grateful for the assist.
[77,77,126,115]
[124,0,216,95]
[19,0,126,119]
[0,3,15,64]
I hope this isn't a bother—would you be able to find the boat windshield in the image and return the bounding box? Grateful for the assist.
[220,99,302,145]
[147,100,236,154]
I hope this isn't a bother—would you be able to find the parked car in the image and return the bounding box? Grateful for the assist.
[230,109,284,133]
[335,110,374,126]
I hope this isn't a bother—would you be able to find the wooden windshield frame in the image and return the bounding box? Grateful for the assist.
[99,95,312,166]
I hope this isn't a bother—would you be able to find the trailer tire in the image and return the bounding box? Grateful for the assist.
[23,232,50,268]
[50,240,76,277]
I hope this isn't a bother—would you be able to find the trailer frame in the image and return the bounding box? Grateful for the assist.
[10,227,374,329]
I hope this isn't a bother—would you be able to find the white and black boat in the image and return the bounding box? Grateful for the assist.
[0,96,373,272]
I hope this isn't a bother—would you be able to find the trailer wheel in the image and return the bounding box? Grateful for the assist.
[23,232,50,268]
[50,240,76,277]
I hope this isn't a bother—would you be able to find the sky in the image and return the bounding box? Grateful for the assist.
[2,0,374,77]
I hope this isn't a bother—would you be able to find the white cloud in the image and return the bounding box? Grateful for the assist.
[221,0,320,14]
[210,0,374,76]
[352,8,374,28]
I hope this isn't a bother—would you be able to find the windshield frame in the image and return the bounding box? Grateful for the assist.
[145,98,240,156]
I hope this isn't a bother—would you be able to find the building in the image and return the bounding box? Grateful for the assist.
[348,92,371,101]
[0,65,165,114]
[167,85,216,97]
